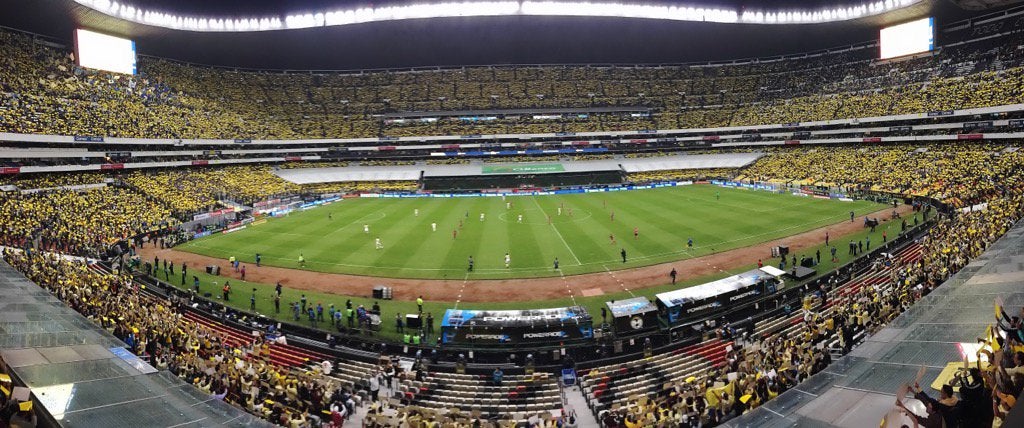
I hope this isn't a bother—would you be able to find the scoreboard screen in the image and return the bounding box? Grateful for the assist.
[880,17,934,60]
[75,29,137,75]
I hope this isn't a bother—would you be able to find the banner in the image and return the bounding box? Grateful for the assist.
[710,180,777,192]
[74,136,104,142]
[440,307,592,344]
[253,198,281,208]
[298,196,341,210]
[222,225,246,234]
[963,121,993,129]
[193,208,235,221]
[20,183,106,194]
[481,163,565,174]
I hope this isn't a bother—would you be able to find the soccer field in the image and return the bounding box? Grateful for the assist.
[178,185,882,279]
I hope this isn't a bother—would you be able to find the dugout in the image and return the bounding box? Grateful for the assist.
[604,297,659,336]
[656,268,779,326]
[439,307,593,346]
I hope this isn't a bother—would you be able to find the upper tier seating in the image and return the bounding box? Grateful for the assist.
[2,28,1024,139]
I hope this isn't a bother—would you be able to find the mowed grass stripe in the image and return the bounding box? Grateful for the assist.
[310,201,393,270]
[383,200,454,276]
[265,201,370,268]
[531,196,582,265]
[543,196,614,265]
[439,199,483,277]
[570,192,678,257]
[599,199,684,255]
[178,186,883,279]
[507,200,549,273]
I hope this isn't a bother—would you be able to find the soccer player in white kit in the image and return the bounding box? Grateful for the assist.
[480,213,485,221]
[504,252,511,268]
[414,209,419,217]
[364,224,369,234]
[517,214,523,223]
[375,238,383,249]
[431,222,437,232]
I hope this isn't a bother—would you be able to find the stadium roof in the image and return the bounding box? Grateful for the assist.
[72,0,938,18]
[0,0,991,70]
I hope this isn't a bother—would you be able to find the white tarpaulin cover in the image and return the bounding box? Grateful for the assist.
[656,269,766,307]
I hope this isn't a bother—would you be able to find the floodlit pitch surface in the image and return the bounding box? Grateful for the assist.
[178,185,881,279]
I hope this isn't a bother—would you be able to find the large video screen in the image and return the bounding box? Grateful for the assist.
[74,29,136,74]
[879,17,934,60]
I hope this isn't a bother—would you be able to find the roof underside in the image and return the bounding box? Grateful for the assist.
[0,0,988,70]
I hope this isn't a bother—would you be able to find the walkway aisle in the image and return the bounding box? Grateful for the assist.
[564,382,602,427]
[345,405,370,427]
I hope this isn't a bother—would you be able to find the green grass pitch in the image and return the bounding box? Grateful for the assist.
[178,185,882,279]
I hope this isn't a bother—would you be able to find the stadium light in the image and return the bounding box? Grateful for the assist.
[73,0,921,32]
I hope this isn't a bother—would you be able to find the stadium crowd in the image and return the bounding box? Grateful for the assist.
[2,27,1024,139]
[2,249,369,426]
[0,187,172,257]
[2,21,1024,427]
[124,166,301,217]
[739,143,1024,209]
[0,140,1020,426]
[625,168,736,184]
[0,171,109,189]
[591,184,1024,427]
